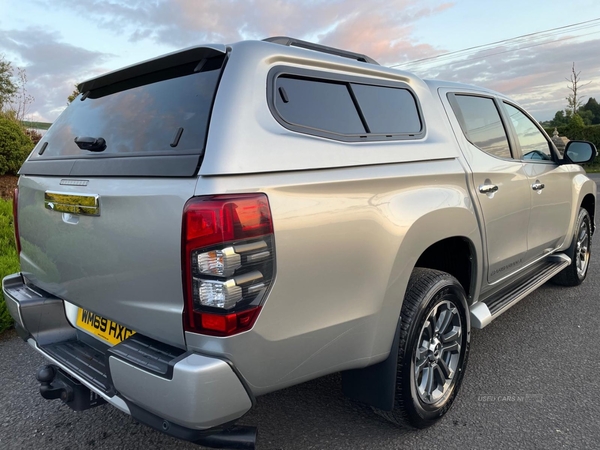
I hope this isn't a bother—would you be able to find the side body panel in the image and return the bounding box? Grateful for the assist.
[180,45,483,395]
[185,159,481,395]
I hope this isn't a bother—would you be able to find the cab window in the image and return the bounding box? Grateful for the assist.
[503,103,553,161]
[451,95,512,159]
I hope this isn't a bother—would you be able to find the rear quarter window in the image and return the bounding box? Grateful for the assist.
[350,83,421,134]
[270,68,424,142]
[275,77,365,135]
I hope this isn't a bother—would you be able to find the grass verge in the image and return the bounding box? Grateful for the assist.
[21,120,52,130]
[0,198,18,333]
[584,163,600,173]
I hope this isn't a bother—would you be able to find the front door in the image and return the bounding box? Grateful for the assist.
[500,102,572,265]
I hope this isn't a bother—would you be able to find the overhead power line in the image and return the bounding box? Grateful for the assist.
[392,17,600,70]
[415,30,600,69]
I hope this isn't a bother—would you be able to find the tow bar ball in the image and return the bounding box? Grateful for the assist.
[35,365,106,411]
[37,365,73,402]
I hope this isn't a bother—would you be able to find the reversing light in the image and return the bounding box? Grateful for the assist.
[196,279,242,309]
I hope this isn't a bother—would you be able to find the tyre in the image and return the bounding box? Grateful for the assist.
[376,268,470,428]
[553,207,592,287]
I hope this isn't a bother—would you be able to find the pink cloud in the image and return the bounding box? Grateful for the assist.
[47,0,452,64]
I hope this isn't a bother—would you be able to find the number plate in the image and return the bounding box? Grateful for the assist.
[76,309,135,345]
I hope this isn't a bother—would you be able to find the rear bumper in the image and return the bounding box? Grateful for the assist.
[2,273,253,431]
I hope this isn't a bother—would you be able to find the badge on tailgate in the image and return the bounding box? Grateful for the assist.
[44,191,100,216]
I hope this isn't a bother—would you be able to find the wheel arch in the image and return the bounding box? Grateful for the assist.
[380,206,482,336]
[414,236,477,301]
[581,193,595,234]
[342,206,480,410]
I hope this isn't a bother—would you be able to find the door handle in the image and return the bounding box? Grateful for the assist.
[479,184,499,194]
[532,182,545,191]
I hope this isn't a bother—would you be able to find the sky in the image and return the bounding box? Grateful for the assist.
[1,0,600,123]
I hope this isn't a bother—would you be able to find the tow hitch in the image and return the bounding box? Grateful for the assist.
[36,364,257,449]
[36,365,106,411]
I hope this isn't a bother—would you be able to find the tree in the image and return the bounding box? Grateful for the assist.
[565,62,591,116]
[0,54,33,122]
[8,67,34,122]
[67,85,80,104]
[578,109,594,125]
[0,55,17,112]
[565,113,585,140]
[550,110,568,127]
[580,97,600,125]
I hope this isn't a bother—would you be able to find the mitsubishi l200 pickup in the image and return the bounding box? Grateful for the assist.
[3,37,597,449]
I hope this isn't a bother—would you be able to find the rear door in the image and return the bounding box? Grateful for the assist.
[445,92,531,285]
[17,47,226,347]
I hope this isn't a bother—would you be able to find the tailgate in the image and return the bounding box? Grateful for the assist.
[14,46,228,348]
[18,176,196,347]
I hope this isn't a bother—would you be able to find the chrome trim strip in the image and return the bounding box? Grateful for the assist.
[44,191,100,216]
[486,247,559,287]
[60,179,89,186]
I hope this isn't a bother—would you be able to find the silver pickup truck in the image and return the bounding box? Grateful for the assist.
[3,37,597,449]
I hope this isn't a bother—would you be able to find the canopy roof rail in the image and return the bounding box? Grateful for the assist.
[263,36,379,65]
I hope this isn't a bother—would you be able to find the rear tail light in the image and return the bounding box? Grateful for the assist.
[182,194,275,336]
[13,188,21,254]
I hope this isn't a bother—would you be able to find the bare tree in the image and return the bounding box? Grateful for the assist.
[566,62,591,116]
[9,67,34,121]
[0,55,17,112]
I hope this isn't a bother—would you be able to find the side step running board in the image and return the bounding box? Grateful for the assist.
[470,254,571,328]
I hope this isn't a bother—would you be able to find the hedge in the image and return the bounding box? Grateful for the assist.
[544,124,600,150]
[0,116,34,175]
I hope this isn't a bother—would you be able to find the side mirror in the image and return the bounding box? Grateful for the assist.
[564,140,598,164]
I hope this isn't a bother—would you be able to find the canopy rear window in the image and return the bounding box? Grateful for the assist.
[22,54,225,177]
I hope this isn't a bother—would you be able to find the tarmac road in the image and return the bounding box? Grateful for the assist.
[2,260,599,449]
[2,177,600,450]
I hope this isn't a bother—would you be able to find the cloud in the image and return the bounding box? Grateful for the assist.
[7,0,452,120]
[5,0,596,122]
[43,0,451,64]
[0,28,112,121]
[405,35,600,120]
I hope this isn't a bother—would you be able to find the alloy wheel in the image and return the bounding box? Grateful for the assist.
[414,300,463,405]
